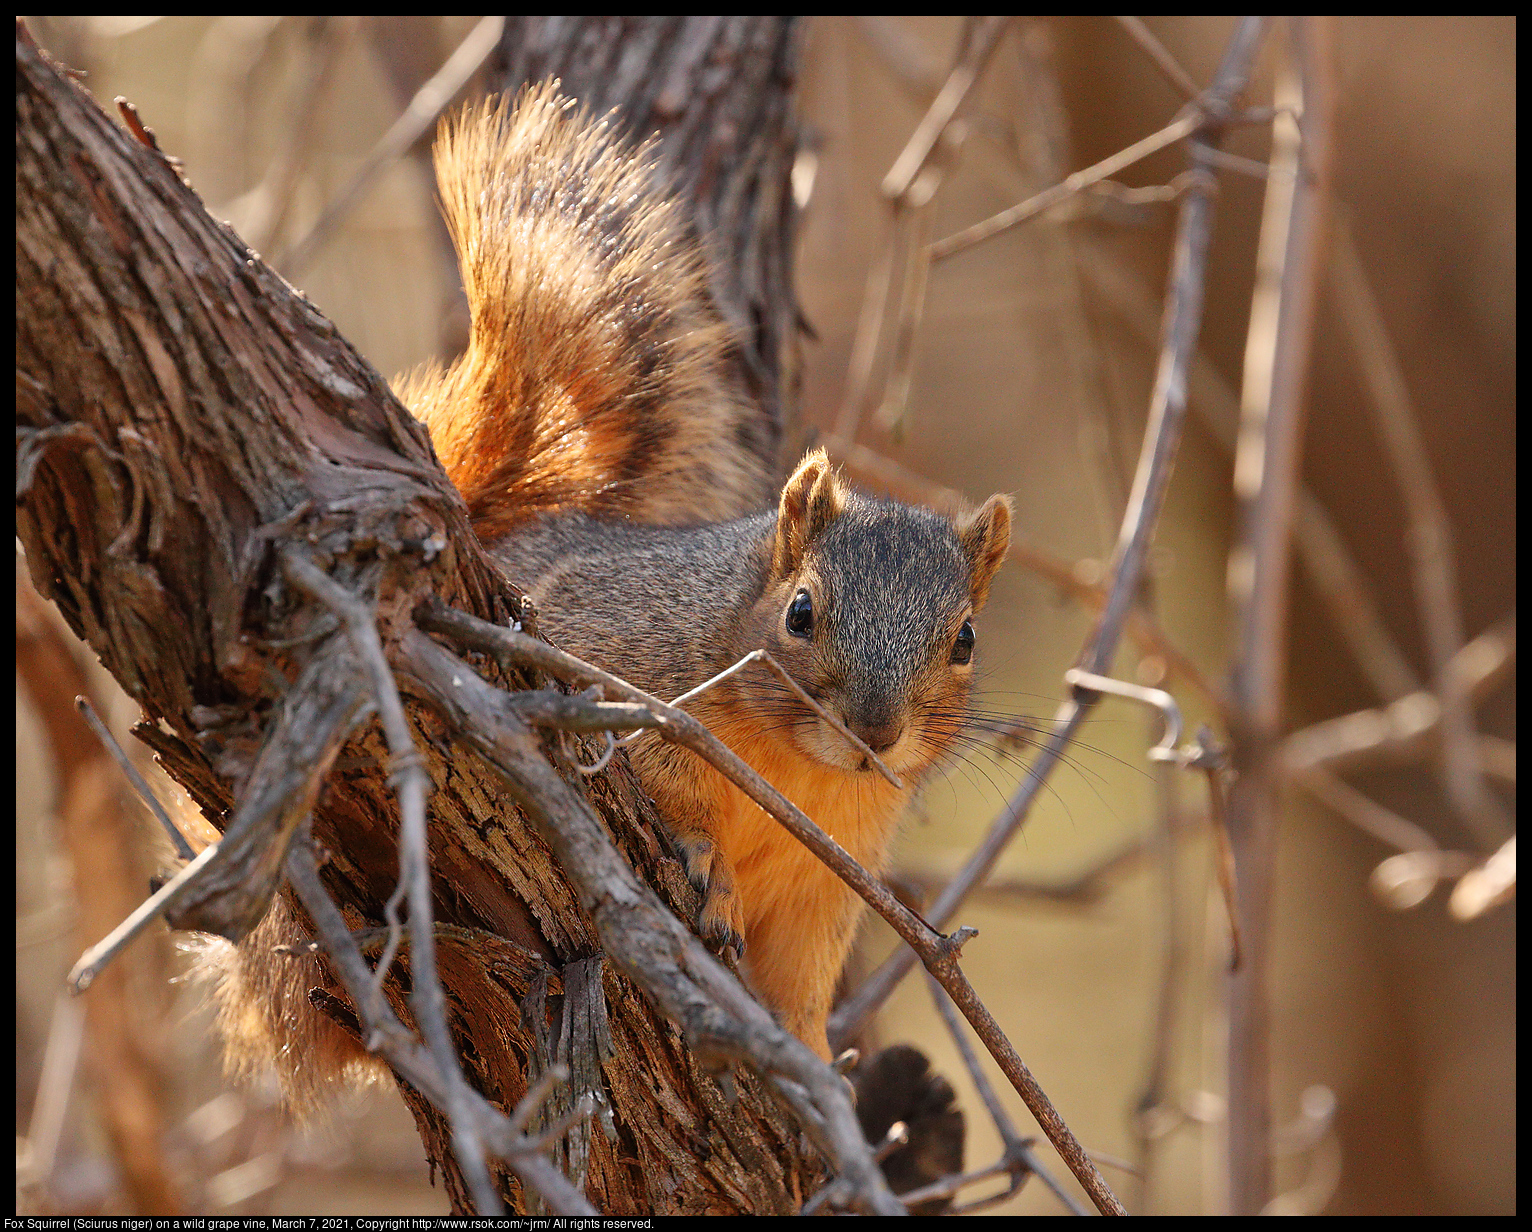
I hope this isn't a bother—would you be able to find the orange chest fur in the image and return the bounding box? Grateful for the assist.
[704,724,912,929]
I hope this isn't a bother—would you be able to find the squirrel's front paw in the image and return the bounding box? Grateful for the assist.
[674,832,746,961]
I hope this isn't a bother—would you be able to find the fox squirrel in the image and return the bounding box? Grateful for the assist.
[206,83,1011,1096]
[404,86,1012,1059]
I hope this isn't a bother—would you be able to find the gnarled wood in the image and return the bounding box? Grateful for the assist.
[17,18,841,1214]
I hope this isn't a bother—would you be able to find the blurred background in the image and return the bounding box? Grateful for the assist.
[17,16,1514,1216]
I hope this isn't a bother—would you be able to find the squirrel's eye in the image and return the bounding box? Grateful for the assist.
[951,618,975,665]
[786,589,814,638]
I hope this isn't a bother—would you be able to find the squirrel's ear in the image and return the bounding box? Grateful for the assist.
[773,448,848,576]
[955,494,1012,610]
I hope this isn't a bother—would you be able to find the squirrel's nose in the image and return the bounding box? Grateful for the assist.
[847,715,905,755]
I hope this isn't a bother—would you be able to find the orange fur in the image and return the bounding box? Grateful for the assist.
[397,83,771,537]
[700,715,914,1057]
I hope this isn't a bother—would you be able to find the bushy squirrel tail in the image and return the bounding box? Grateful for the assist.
[397,83,771,539]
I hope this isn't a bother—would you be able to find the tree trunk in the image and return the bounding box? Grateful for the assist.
[17,17,835,1215]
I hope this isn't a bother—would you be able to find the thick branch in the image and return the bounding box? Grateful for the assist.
[17,26,833,1213]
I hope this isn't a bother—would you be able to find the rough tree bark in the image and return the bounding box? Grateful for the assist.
[16,17,865,1216]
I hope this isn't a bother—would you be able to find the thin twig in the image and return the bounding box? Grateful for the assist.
[74,695,197,862]
[1075,239,1423,704]
[1222,19,1334,1214]
[19,994,86,1194]
[1132,752,1184,1212]
[281,550,500,1215]
[1330,215,1511,851]
[872,185,942,434]
[1112,17,1202,100]
[923,969,1091,1214]
[1281,614,1515,776]
[1198,144,1289,181]
[68,842,222,993]
[833,231,899,443]
[275,14,505,276]
[229,15,354,254]
[423,606,940,956]
[881,15,1009,203]
[930,111,1200,263]
[1293,763,1441,855]
[835,18,1007,442]
[924,973,1023,1151]
[1448,835,1516,921]
[1200,760,1243,972]
[829,15,1270,1061]
[68,642,372,993]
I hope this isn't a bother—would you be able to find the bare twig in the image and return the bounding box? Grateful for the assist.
[1449,835,1516,921]
[18,576,181,1212]
[1135,753,1185,1210]
[19,994,86,1195]
[872,186,942,434]
[228,15,355,254]
[923,970,1090,1214]
[1112,17,1201,100]
[1199,755,1244,973]
[1222,19,1334,1214]
[1330,217,1511,851]
[1198,144,1289,181]
[829,16,1270,1061]
[930,111,1199,263]
[837,18,1008,441]
[422,605,941,959]
[1075,240,1423,704]
[881,16,1008,203]
[1282,614,1515,776]
[1295,764,1441,856]
[900,835,1155,907]
[925,973,1021,1150]
[275,14,504,276]
[834,233,900,443]
[74,696,197,862]
[280,549,500,1214]
[68,842,222,993]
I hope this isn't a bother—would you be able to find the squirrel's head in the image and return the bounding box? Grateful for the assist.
[754,449,1012,777]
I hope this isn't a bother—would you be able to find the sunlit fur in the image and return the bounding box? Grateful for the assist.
[396,83,771,537]
[193,894,387,1117]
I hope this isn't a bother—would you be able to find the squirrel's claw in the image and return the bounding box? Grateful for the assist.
[699,899,746,963]
[674,830,747,961]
